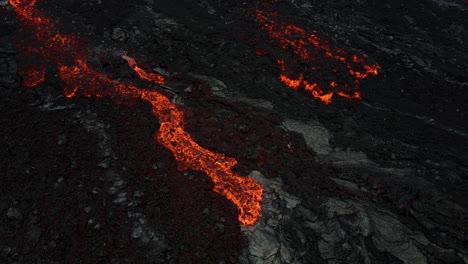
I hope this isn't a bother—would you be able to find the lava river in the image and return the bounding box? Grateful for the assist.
[9,0,262,226]
[256,6,381,104]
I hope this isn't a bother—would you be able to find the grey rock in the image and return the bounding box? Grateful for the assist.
[322,198,428,264]
[242,171,303,264]
[404,15,415,25]
[57,134,67,145]
[330,177,361,194]
[7,207,23,221]
[111,28,128,42]
[187,73,274,111]
[215,223,225,233]
[78,112,113,160]
[132,225,143,239]
[280,243,292,263]
[326,149,373,167]
[0,76,19,89]
[318,221,346,259]
[430,0,467,10]
[236,98,274,110]
[248,229,280,259]
[369,209,427,264]
[189,73,228,98]
[324,199,359,219]
[411,55,427,68]
[153,17,179,32]
[282,119,332,155]
[458,253,468,264]
[113,192,127,204]
[2,247,12,256]
[153,67,169,77]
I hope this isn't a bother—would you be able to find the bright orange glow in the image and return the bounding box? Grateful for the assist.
[279,74,303,90]
[10,0,262,226]
[256,9,380,104]
[121,55,165,85]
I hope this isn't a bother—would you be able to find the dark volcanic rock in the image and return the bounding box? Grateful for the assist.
[1,0,467,263]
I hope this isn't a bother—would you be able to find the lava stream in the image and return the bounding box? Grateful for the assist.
[256,8,380,104]
[9,0,262,226]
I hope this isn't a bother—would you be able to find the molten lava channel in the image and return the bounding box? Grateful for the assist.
[9,0,262,226]
[256,9,380,105]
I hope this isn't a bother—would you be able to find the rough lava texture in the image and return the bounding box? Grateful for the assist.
[1,0,467,263]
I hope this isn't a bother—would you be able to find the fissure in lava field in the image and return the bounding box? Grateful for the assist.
[1,0,467,263]
[255,6,380,104]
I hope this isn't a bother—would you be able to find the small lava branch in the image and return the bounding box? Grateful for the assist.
[256,8,380,105]
[9,0,262,226]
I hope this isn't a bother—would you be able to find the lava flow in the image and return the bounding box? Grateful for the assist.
[256,8,380,104]
[18,63,46,87]
[9,0,262,226]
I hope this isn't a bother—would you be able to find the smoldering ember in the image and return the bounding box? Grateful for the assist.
[0,0,467,263]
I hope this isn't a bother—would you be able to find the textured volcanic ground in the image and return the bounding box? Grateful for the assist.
[1,0,467,263]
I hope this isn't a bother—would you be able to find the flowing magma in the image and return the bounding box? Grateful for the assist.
[9,0,262,226]
[256,9,380,104]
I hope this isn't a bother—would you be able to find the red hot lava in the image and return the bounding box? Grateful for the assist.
[19,63,46,87]
[256,9,380,105]
[9,0,262,226]
[121,55,165,85]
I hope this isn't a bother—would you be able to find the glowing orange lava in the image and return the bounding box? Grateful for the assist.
[256,9,380,104]
[10,0,262,226]
[121,55,165,85]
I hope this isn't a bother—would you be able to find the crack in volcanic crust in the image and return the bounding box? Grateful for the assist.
[10,0,262,226]
[256,8,380,105]
[19,63,46,87]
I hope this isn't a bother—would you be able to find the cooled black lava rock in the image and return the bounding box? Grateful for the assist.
[1,0,467,263]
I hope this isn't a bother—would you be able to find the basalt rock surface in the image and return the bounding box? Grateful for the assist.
[1,0,467,263]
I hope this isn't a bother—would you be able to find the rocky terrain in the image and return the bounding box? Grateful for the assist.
[0,0,467,263]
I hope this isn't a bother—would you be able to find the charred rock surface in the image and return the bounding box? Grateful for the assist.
[1,0,467,263]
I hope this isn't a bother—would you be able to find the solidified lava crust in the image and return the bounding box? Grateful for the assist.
[1,0,467,263]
